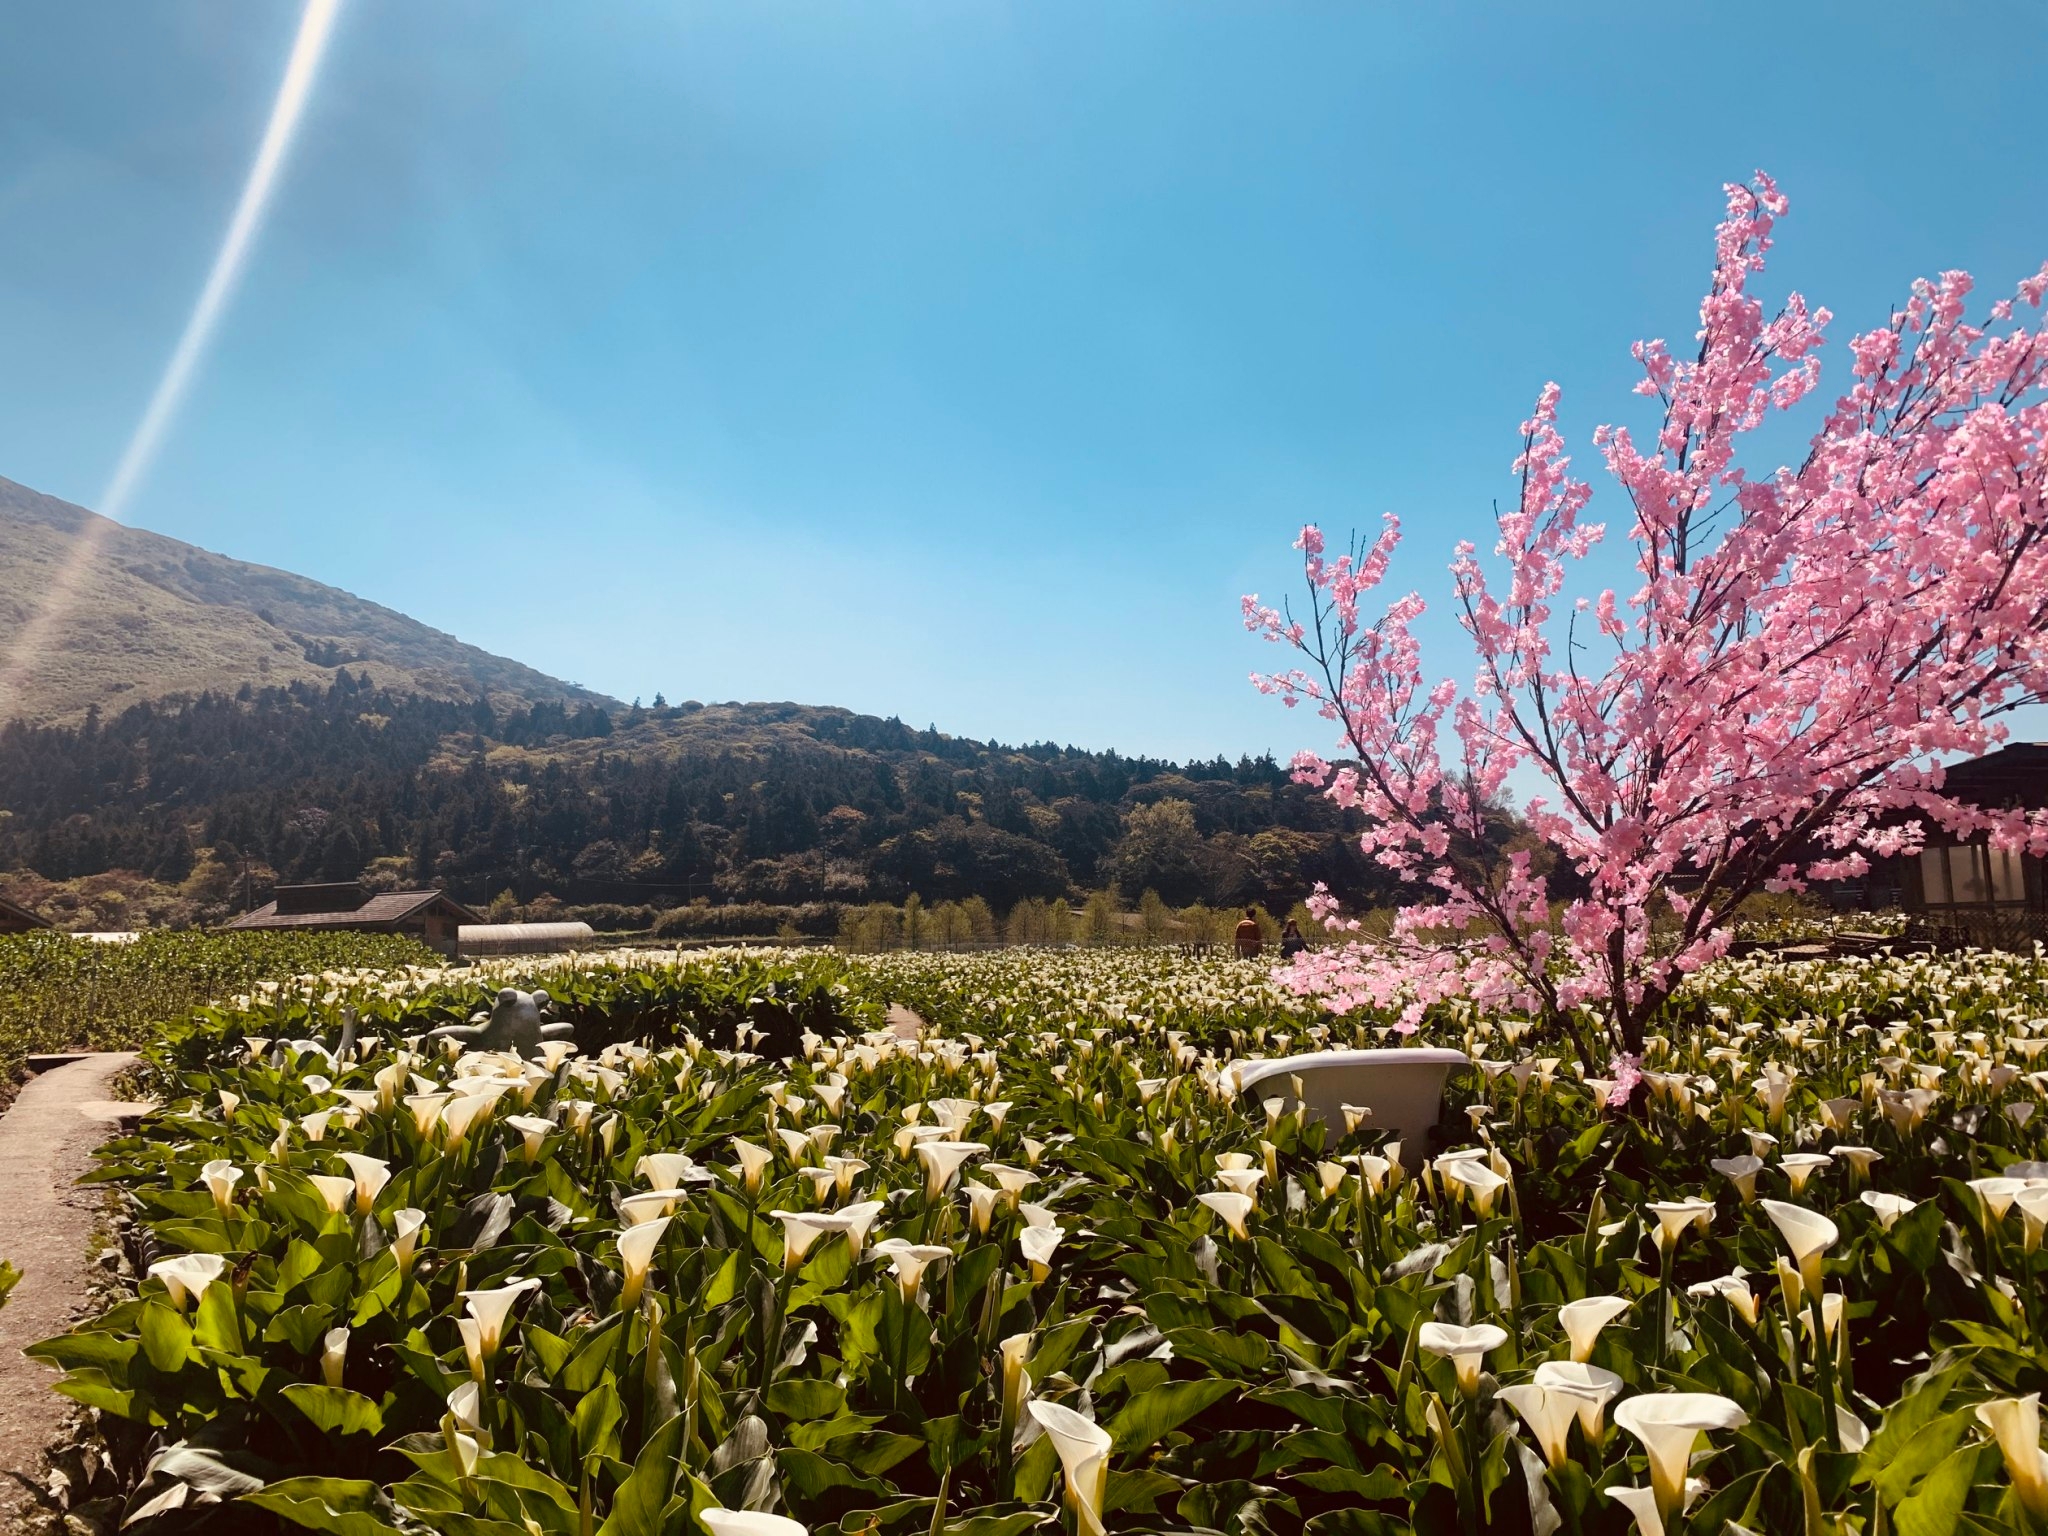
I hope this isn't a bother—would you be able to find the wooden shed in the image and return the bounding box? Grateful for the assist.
[224,882,480,957]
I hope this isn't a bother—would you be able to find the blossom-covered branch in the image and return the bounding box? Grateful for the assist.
[1244,172,2048,1057]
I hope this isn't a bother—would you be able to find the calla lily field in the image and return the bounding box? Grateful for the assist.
[25,941,2048,1535]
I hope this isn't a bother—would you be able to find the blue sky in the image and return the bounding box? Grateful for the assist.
[2,3,2044,762]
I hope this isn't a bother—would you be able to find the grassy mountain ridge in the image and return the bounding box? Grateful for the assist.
[0,475,615,724]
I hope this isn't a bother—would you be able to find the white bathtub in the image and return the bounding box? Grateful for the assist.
[1234,1047,1472,1150]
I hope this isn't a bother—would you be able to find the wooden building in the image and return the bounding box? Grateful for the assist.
[224,882,480,956]
[0,895,53,935]
[1892,744,2048,949]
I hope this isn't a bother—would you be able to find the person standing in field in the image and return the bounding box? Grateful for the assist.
[1279,917,1307,959]
[1234,907,1263,959]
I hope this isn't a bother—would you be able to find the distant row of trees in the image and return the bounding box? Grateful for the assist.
[832,890,1315,953]
[0,680,1418,924]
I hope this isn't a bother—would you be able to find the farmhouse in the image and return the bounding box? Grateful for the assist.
[224,881,480,956]
[0,895,53,934]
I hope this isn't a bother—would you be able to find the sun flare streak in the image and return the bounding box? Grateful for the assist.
[0,0,343,721]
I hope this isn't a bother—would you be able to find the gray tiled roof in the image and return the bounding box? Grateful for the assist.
[224,890,479,930]
[0,895,53,930]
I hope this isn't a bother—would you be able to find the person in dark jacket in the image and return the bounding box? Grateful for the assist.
[1279,917,1308,959]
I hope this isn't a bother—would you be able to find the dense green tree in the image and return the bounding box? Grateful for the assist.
[0,682,1404,918]
[1110,798,1206,906]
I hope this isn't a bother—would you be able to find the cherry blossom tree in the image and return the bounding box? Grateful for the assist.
[1243,173,2048,1076]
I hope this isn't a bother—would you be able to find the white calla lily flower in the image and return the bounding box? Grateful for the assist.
[1499,1383,1578,1468]
[321,1326,348,1388]
[390,1208,428,1277]
[337,1153,391,1208]
[914,1140,989,1200]
[1417,1321,1508,1397]
[999,1331,1033,1424]
[200,1159,242,1219]
[835,1200,887,1260]
[505,1114,556,1162]
[701,1510,808,1536]
[1976,1395,2048,1519]
[770,1210,829,1273]
[1197,1190,1254,1240]
[1709,1155,1764,1203]
[1019,1223,1065,1282]
[870,1239,951,1301]
[308,1174,357,1215]
[617,1217,671,1309]
[962,1181,1002,1234]
[1533,1360,1624,1440]
[1645,1198,1714,1255]
[637,1152,694,1190]
[1778,1151,1833,1195]
[1558,1295,1629,1362]
[1760,1199,1838,1295]
[459,1277,541,1356]
[404,1092,450,1137]
[1859,1189,1917,1231]
[620,1191,679,1225]
[2015,1186,2048,1254]
[1686,1273,1760,1327]
[1028,1399,1113,1536]
[446,1380,483,1435]
[148,1252,227,1310]
[1969,1176,2027,1223]
[1612,1392,1748,1529]
[730,1139,774,1194]
[1606,1481,1702,1536]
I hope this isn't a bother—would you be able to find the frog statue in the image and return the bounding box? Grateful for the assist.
[424,987,578,1057]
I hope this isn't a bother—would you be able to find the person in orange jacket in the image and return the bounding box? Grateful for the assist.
[1233,906,1263,959]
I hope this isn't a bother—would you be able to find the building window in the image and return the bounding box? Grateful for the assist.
[1920,843,2028,907]
[1989,845,2025,903]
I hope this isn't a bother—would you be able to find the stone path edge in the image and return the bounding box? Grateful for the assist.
[0,1053,141,1531]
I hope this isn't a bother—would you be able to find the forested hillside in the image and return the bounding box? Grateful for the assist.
[0,677,1409,927]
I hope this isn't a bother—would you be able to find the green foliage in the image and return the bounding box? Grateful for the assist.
[0,929,434,1083]
[29,943,2048,1533]
[2,683,1389,918]
[655,903,844,942]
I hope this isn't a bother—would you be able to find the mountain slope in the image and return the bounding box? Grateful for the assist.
[0,475,1400,932]
[0,476,614,724]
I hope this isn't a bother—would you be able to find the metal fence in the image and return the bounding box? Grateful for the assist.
[1905,908,2048,953]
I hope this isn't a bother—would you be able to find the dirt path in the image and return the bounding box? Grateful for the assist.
[0,1054,143,1528]
[885,1004,924,1041]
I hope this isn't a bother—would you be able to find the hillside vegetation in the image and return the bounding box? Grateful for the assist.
[0,679,1412,925]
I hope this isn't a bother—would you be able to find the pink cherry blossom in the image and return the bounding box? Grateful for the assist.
[1246,173,2048,1059]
